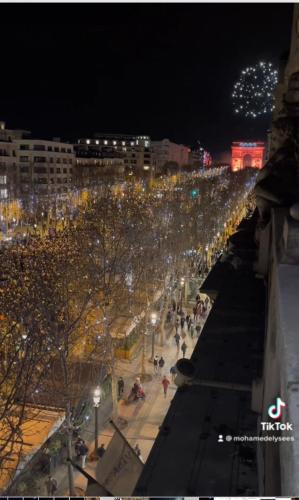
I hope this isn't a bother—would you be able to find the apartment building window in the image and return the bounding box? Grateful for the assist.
[67,148,72,153]
[57,158,61,164]
[34,167,47,174]
[34,156,46,163]
[63,168,67,173]
[63,159,67,164]
[20,167,29,173]
[50,178,54,184]
[20,144,30,150]
[33,144,45,151]
[69,168,73,174]
[61,147,66,153]
[64,178,68,183]
[20,156,29,162]
[0,175,7,184]
[48,146,53,151]
[34,177,47,184]
[56,168,61,173]
[54,147,59,152]
[0,188,8,198]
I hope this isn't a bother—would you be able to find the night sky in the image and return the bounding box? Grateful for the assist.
[0,3,293,155]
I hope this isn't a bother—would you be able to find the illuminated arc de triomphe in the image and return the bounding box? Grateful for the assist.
[231,142,265,171]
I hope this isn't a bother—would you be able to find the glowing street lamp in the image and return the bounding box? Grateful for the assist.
[150,312,158,361]
[150,312,157,326]
[180,277,185,310]
[93,386,101,453]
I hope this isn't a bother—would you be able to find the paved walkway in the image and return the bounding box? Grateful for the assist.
[41,298,211,495]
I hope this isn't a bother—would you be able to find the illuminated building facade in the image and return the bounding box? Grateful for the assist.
[231,141,265,171]
[76,134,154,173]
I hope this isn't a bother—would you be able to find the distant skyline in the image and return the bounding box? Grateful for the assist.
[0,3,293,155]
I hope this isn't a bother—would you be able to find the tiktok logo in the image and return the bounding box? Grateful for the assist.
[268,397,286,420]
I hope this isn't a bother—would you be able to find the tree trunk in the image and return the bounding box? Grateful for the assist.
[159,295,168,346]
[110,364,118,421]
[159,274,171,346]
[66,402,75,496]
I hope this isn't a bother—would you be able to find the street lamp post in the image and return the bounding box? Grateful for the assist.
[180,277,185,311]
[150,312,157,361]
[93,386,101,454]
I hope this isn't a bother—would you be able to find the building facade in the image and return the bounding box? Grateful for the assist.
[188,148,202,168]
[0,122,75,196]
[231,141,265,171]
[14,138,74,195]
[0,121,30,199]
[151,138,190,171]
[76,133,154,174]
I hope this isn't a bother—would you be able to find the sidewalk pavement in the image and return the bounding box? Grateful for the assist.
[51,299,212,495]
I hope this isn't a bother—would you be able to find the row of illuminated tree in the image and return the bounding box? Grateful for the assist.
[0,167,255,494]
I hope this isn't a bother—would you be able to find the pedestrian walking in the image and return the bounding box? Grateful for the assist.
[180,314,185,330]
[158,356,165,373]
[175,317,180,333]
[193,306,197,320]
[134,443,144,463]
[162,375,170,397]
[187,317,192,330]
[75,437,83,459]
[186,314,190,325]
[190,322,195,338]
[79,440,89,468]
[117,376,124,399]
[153,355,159,374]
[97,443,106,458]
[166,310,172,323]
[181,341,188,358]
[196,324,202,337]
[174,332,180,348]
[45,476,57,496]
[172,299,176,312]
[205,296,209,308]
[170,365,177,382]
[134,443,141,457]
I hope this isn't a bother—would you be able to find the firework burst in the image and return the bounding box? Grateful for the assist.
[232,61,278,118]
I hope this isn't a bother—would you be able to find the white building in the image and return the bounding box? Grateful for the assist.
[0,122,75,196]
[14,138,74,195]
[0,121,30,199]
[151,138,190,171]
